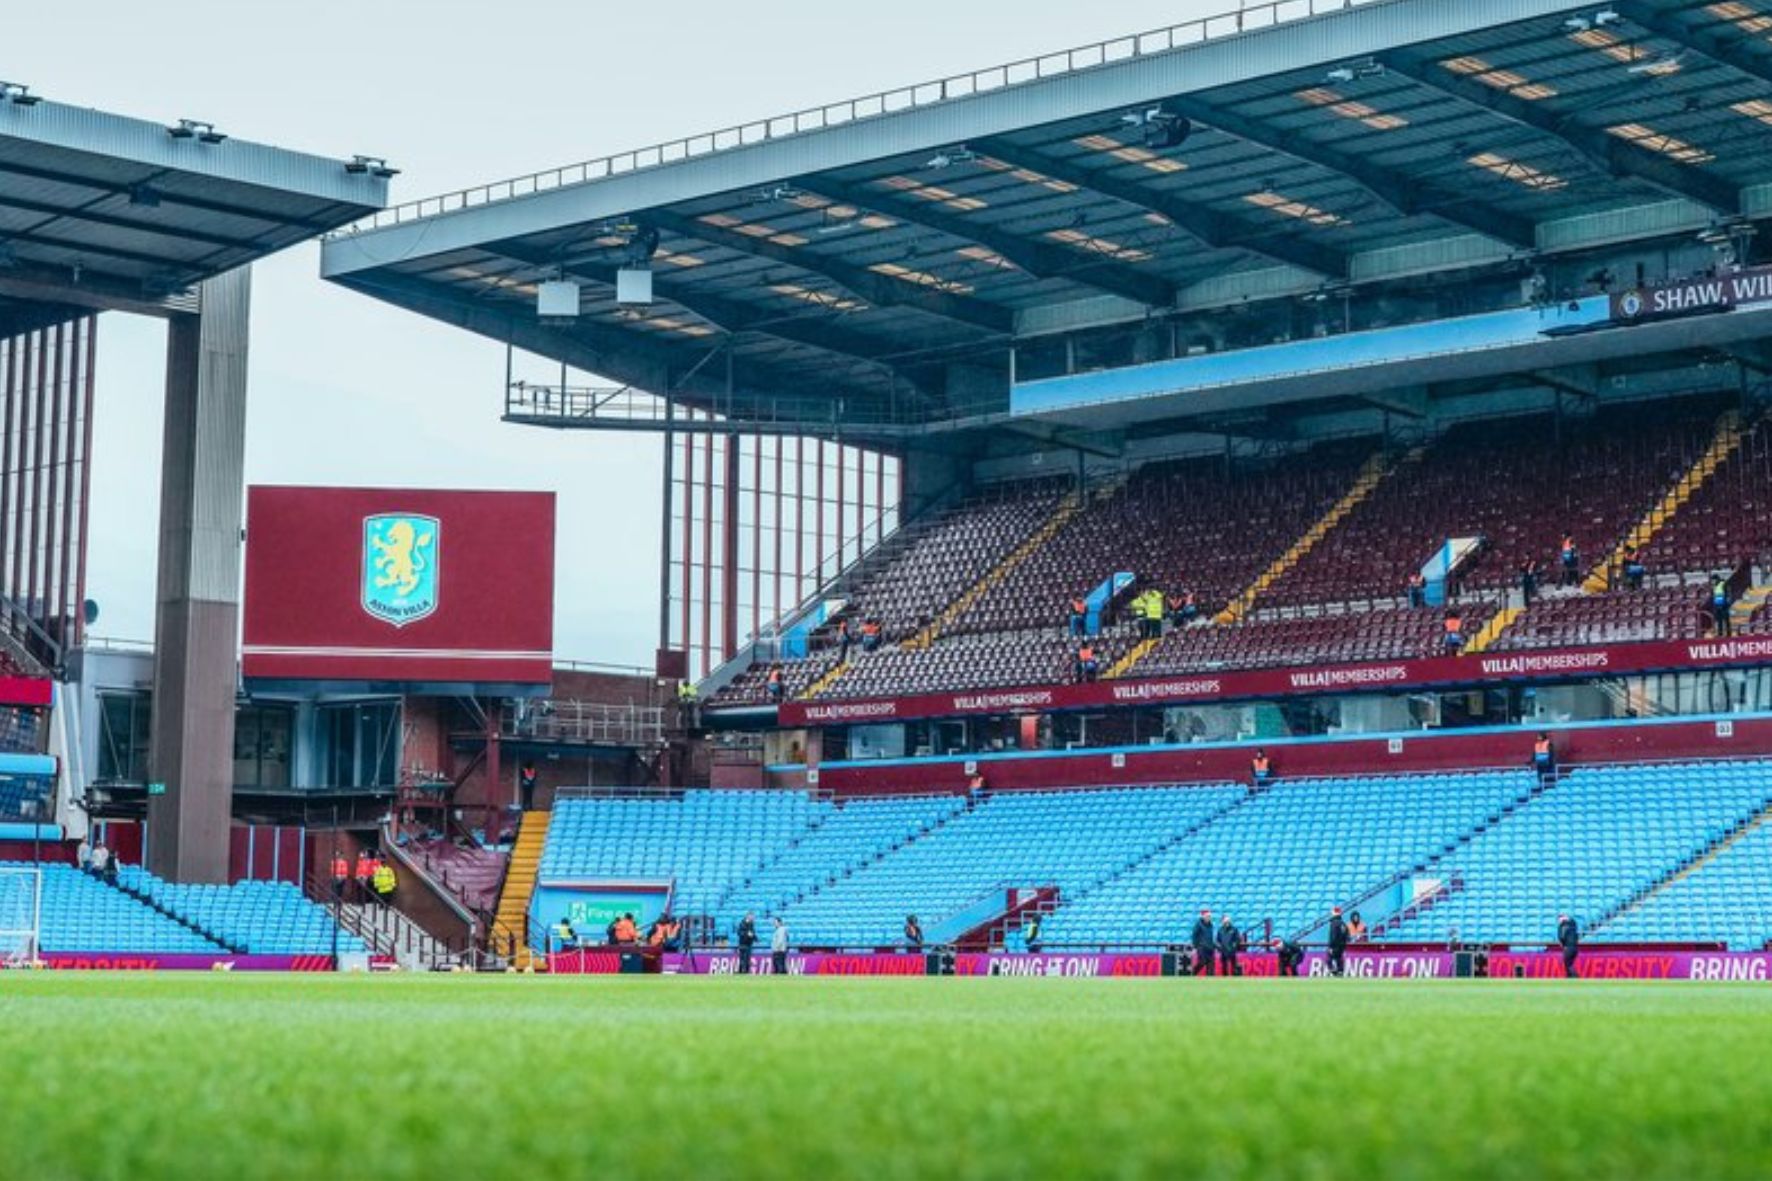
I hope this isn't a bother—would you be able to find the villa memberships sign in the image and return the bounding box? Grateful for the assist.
[771,636,1772,726]
[1611,264,1772,321]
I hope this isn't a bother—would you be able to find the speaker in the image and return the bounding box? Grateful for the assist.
[925,951,956,976]
[537,279,580,318]
[617,267,654,305]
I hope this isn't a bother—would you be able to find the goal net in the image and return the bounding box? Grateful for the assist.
[0,866,42,968]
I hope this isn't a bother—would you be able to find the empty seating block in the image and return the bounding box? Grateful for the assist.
[1493,585,1709,651]
[1382,761,1772,945]
[0,769,51,820]
[718,650,840,708]
[514,766,1772,952]
[829,627,1138,700]
[1630,417,1772,579]
[541,790,831,918]
[945,445,1370,638]
[1040,771,1531,946]
[1,862,225,954]
[1600,820,1772,950]
[0,706,40,755]
[1271,399,1726,604]
[780,786,1245,946]
[1137,605,1491,678]
[844,478,1067,641]
[118,866,366,955]
[719,794,968,927]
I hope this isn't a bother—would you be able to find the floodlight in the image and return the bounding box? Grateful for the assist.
[169,119,223,143]
[348,155,400,178]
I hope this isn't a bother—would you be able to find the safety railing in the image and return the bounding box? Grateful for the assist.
[502,699,666,747]
[305,872,465,968]
[503,381,939,434]
[328,0,1389,236]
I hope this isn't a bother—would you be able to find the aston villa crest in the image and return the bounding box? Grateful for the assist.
[363,514,439,627]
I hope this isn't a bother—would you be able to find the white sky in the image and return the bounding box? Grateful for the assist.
[11,0,1229,665]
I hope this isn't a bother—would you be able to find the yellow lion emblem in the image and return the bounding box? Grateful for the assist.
[371,519,433,597]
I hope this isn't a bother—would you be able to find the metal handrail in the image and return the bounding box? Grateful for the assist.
[328,0,1388,237]
[503,699,666,746]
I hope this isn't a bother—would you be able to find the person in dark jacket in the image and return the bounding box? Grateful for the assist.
[904,915,923,951]
[1216,916,1243,976]
[1557,914,1580,979]
[1023,912,1042,954]
[1273,936,1304,977]
[1327,906,1349,977]
[736,912,758,975]
[1191,908,1217,977]
[1519,558,1541,606]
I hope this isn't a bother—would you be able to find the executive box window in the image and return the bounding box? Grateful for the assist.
[96,691,152,785]
[318,701,400,789]
[233,705,293,790]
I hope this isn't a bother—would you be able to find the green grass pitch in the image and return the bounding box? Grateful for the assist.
[3,973,1770,1180]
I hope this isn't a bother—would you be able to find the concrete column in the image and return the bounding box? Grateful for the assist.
[148,267,251,883]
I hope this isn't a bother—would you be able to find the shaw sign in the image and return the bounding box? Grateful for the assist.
[1611,264,1772,321]
[771,636,1772,726]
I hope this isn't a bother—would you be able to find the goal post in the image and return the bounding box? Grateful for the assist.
[0,865,43,968]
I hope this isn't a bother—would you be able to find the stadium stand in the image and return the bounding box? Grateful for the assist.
[1267,399,1732,604]
[1037,771,1533,946]
[713,479,1069,706]
[1594,414,1772,587]
[116,865,366,956]
[1381,761,1772,947]
[1,862,226,954]
[720,649,841,709]
[0,770,52,821]
[1488,585,1711,651]
[843,477,1070,642]
[1598,810,1772,951]
[541,790,830,921]
[709,398,1772,705]
[0,708,40,755]
[1135,604,1493,677]
[828,626,1139,699]
[775,786,1247,946]
[718,793,968,924]
[944,445,1371,637]
[522,757,1772,953]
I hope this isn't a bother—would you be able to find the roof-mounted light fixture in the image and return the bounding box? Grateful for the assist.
[345,155,400,178]
[0,81,42,106]
[1118,103,1192,151]
[168,119,226,144]
[926,146,977,170]
[1324,60,1384,85]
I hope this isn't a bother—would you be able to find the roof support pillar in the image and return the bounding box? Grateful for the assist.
[148,266,250,884]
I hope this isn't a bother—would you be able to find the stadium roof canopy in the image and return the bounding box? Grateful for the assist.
[321,0,1772,443]
[1,93,389,331]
